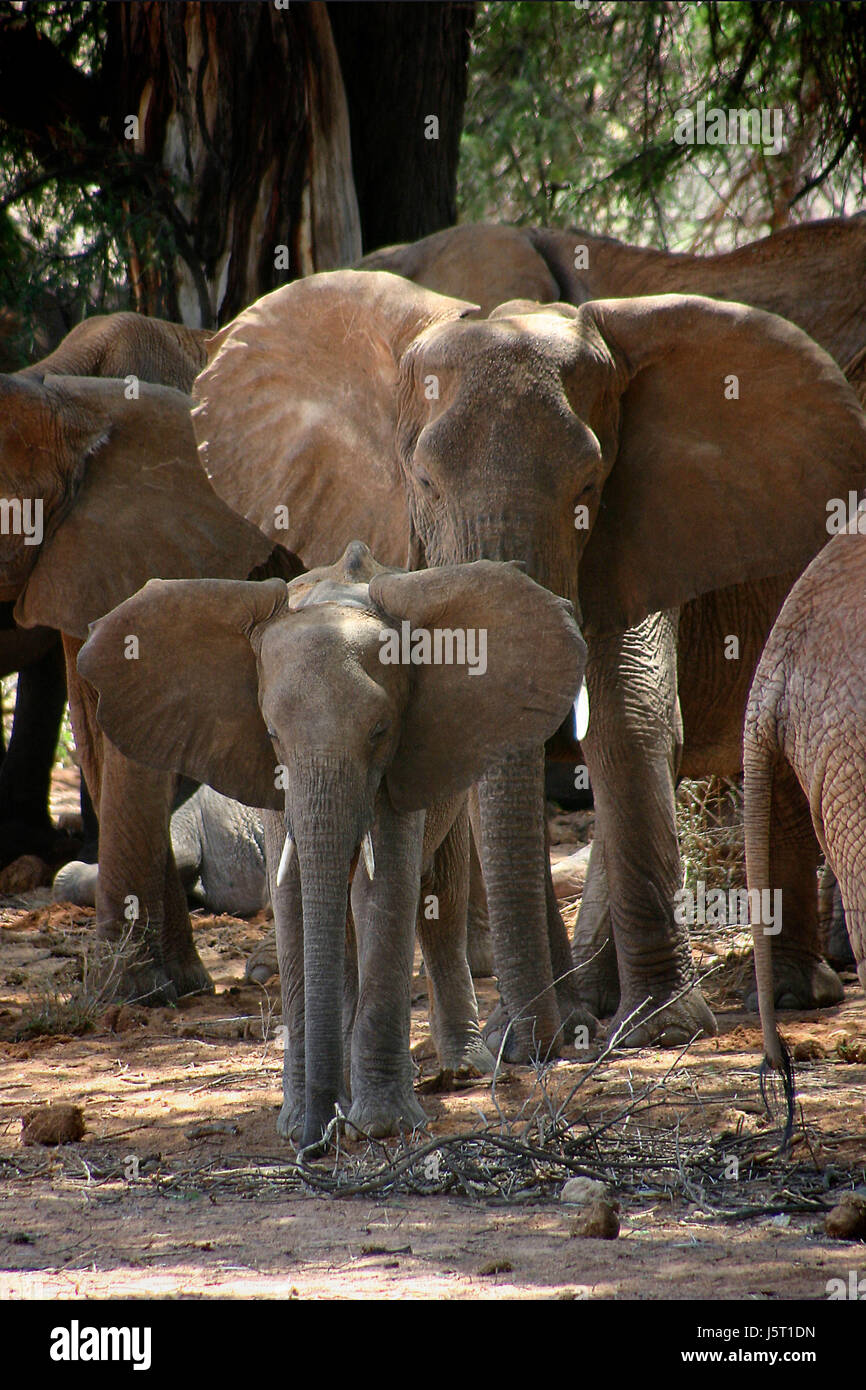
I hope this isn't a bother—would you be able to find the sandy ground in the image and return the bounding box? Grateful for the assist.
[0,792,864,1301]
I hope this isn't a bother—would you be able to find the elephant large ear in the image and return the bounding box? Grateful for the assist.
[77,578,287,809]
[13,378,273,638]
[368,561,586,812]
[359,225,559,318]
[192,270,478,569]
[578,294,866,635]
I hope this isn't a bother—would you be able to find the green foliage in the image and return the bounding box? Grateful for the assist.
[0,1,175,356]
[460,1,866,249]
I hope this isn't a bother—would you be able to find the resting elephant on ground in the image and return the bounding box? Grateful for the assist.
[189,269,866,1059]
[359,218,866,1020]
[78,541,585,1143]
[745,526,866,1086]
[1,312,214,866]
[0,370,296,1001]
[53,783,269,918]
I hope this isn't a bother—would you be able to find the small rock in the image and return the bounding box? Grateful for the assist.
[21,1103,85,1146]
[561,1176,609,1206]
[0,855,52,894]
[824,1194,866,1240]
[569,1199,620,1239]
[185,1121,240,1140]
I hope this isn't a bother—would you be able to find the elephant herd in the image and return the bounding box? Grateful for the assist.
[2,215,866,1147]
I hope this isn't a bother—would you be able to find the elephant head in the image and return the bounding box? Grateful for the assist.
[0,371,285,1003]
[78,540,585,1141]
[187,269,866,1057]
[16,311,213,394]
[0,373,274,628]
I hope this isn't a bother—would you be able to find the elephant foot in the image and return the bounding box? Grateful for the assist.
[346,1090,429,1140]
[276,1098,305,1143]
[110,961,178,1008]
[606,985,718,1048]
[245,932,279,985]
[743,952,844,1012]
[436,1029,496,1076]
[483,995,600,1064]
[165,950,215,999]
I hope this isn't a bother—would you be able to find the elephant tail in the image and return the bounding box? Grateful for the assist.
[743,717,795,1147]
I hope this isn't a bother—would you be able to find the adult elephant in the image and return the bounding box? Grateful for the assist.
[190,269,866,1058]
[359,218,866,1019]
[1,370,290,1000]
[0,313,214,868]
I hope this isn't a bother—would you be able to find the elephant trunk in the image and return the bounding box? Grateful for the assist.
[288,763,360,1148]
[477,743,562,1056]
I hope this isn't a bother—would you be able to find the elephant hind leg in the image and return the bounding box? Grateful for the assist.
[417,803,494,1075]
[743,759,843,1012]
[465,824,495,978]
[160,845,213,998]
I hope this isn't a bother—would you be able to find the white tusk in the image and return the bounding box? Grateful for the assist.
[361,831,375,881]
[276,833,295,887]
[574,680,590,741]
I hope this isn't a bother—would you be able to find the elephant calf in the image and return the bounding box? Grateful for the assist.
[53,783,269,918]
[745,524,866,1086]
[79,541,585,1145]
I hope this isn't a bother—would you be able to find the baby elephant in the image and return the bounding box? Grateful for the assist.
[744,524,866,1093]
[79,542,585,1146]
[53,783,269,918]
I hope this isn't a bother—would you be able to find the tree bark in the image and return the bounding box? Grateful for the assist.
[104,1,361,325]
[327,1,475,252]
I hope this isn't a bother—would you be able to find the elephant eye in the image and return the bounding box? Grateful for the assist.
[266,728,278,741]
[369,720,389,744]
[416,468,437,492]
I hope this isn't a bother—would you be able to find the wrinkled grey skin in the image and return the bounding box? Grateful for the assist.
[360,220,866,1028]
[745,528,866,1078]
[53,784,268,918]
[191,268,866,1065]
[79,542,584,1145]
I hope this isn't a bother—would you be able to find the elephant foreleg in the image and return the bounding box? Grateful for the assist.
[347,800,427,1138]
[583,611,717,1045]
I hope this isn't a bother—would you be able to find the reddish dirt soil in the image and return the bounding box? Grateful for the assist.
[1,796,864,1300]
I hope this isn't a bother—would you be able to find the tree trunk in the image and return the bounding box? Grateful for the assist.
[105,0,361,325]
[327,1,475,252]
